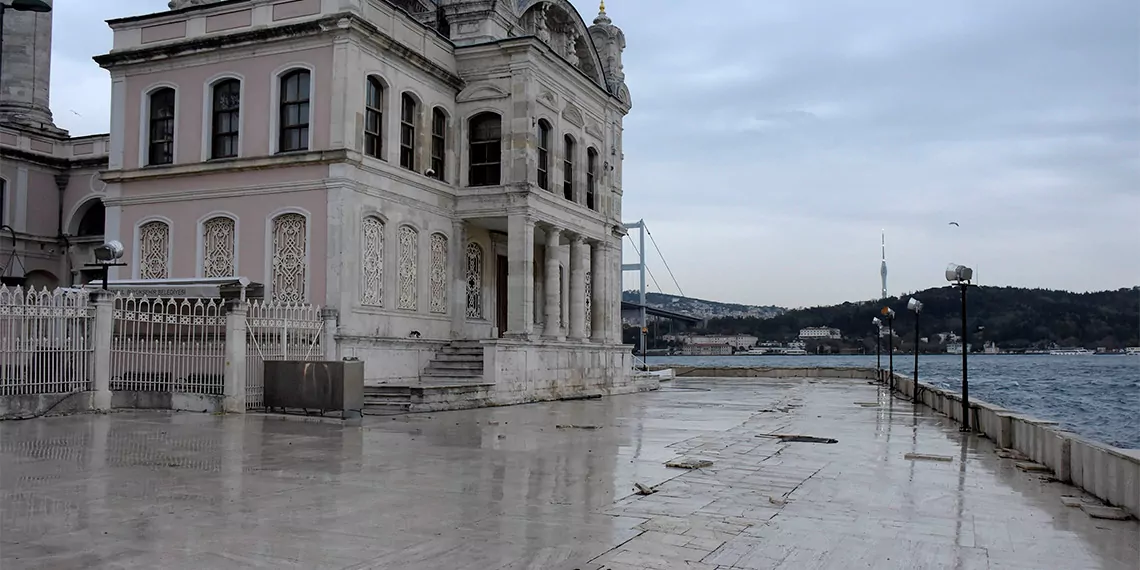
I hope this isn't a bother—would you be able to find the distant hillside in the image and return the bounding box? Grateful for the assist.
[622,291,784,320]
[696,286,1140,350]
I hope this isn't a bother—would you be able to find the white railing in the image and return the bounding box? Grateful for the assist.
[0,286,92,396]
[245,300,324,409]
[110,294,226,395]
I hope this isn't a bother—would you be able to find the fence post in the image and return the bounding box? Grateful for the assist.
[91,291,114,411]
[321,308,339,361]
[224,301,248,413]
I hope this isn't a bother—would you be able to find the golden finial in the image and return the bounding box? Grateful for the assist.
[599,0,606,13]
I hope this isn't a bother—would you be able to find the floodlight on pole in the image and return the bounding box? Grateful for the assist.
[872,316,882,378]
[881,306,895,391]
[946,263,973,431]
[907,297,923,402]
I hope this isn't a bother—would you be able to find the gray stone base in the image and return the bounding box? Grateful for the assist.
[0,392,95,419]
[111,391,223,413]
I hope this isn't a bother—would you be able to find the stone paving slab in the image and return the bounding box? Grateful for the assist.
[1,377,1137,569]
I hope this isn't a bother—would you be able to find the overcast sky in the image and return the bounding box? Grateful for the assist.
[51,0,1139,308]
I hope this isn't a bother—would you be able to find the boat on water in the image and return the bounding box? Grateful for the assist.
[1125,347,1140,356]
[1049,348,1094,356]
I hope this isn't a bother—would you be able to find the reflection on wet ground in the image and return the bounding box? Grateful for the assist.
[1,377,1136,569]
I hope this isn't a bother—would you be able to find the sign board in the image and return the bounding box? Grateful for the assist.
[81,277,263,300]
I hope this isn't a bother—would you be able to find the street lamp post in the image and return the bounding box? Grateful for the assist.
[882,307,895,391]
[946,263,974,431]
[872,317,882,381]
[907,297,923,402]
[0,1,53,111]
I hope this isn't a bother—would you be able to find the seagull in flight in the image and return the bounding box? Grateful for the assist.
[948,221,960,227]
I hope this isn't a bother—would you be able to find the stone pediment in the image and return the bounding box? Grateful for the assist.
[456,83,509,103]
[537,89,558,112]
[561,103,584,127]
[585,119,602,138]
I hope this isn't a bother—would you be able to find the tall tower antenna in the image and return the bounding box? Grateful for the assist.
[880,230,888,299]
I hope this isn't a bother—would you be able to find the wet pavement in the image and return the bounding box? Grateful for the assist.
[1,376,1137,569]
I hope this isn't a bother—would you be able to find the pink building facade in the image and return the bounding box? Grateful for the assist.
[94,0,638,392]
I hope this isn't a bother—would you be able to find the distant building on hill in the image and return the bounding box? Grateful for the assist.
[681,344,733,356]
[799,327,841,340]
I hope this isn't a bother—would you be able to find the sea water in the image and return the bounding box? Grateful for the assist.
[650,354,1140,449]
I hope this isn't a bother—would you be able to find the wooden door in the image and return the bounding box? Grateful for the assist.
[496,255,508,337]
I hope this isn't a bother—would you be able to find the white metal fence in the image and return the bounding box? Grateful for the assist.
[110,295,227,395]
[0,286,92,396]
[244,301,324,409]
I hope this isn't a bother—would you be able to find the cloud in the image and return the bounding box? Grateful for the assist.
[49,0,1140,307]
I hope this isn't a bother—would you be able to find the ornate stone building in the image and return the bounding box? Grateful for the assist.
[0,0,111,289]
[94,0,635,392]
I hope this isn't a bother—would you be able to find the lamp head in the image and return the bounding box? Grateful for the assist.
[880,306,895,318]
[945,263,973,283]
[872,317,881,327]
[10,0,53,13]
[93,240,124,262]
[907,297,923,312]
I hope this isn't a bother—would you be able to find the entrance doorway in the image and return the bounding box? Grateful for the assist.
[496,255,508,337]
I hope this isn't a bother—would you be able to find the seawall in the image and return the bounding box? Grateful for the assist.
[670,365,1139,519]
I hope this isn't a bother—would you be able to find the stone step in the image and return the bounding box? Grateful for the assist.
[365,386,412,396]
[363,402,412,415]
[438,348,484,357]
[432,353,485,363]
[449,340,484,349]
[416,377,489,387]
[427,361,483,371]
[422,368,483,378]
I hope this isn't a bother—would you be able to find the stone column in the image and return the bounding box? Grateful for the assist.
[569,236,586,340]
[321,307,339,361]
[90,291,114,411]
[610,237,624,343]
[543,226,562,339]
[224,301,249,413]
[506,214,534,337]
[450,220,468,338]
[590,240,606,342]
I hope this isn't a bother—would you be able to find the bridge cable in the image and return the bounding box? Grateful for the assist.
[643,223,685,298]
[625,234,663,293]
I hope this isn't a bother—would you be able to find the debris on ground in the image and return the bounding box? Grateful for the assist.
[1015,461,1052,473]
[996,448,1029,461]
[768,496,787,506]
[665,458,714,469]
[904,453,953,462]
[1080,504,1131,520]
[1060,496,1083,508]
[854,402,880,407]
[633,482,658,495]
[756,434,839,444]
[556,424,600,430]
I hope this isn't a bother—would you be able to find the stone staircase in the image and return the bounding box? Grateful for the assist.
[420,340,486,385]
[363,385,412,415]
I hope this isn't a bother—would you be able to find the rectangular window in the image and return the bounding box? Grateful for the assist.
[148,88,176,166]
[430,108,446,181]
[211,80,240,159]
[563,137,574,201]
[469,113,501,187]
[365,78,383,159]
[279,70,310,153]
[400,94,416,170]
[537,123,550,190]
[586,149,597,210]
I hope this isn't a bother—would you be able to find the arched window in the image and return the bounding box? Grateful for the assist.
[364,77,384,159]
[279,70,310,153]
[429,232,448,314]
[537,120,551,191]
[430,108,447,181]
[201,216,236,278]
[148,88,176,166]
[465,242,484,319]
[399,93,417,170]
[468,112,501,186]
[270,213,307,302]
[586,147,598,211]
[361,216,385,306]
[563,135,575,201]
[76,201,105,237]
[397,225,418,310]
[210,79,241,159]
[138,221,170,279]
